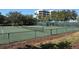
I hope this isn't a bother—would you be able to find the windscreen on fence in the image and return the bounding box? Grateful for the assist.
[0,26,79,44]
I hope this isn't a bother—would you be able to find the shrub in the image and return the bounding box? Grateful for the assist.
[40,43,57,49]
[39,41,72,49]
[17,41,72,49]
[56,41,72,49]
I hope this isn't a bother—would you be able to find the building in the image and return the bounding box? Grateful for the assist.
[34,9,50,22]
[34,9,62,22]
[34,9,65,25]
[34,9,79,26]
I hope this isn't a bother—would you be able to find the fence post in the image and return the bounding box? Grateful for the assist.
[8,33,10,44]
[56,28,57,34]
[35,30,37,40]
[50,29,52,35]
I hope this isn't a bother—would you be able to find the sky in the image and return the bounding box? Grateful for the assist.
[0,9,79,16]
[0,9,37,15]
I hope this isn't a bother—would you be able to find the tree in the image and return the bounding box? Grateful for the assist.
[23,15,37,25]
[76,16,79,21]
[71,10,78,20]
[0,12,6,25]
[7,11,24,26]
[50,10,78,21]
[6,11,37,26]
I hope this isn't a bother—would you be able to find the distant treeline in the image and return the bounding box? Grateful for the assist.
[49,10,78,21]
[0,10,78,26]
[0,11,37,26]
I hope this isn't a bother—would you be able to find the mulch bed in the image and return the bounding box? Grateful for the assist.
[0,32,75,49]
[72,43,79,49]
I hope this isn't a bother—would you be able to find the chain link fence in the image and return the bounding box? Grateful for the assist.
[0,26,79,44]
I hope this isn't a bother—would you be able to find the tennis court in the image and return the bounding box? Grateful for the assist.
[0,26,35,44]
[0,26,79,44]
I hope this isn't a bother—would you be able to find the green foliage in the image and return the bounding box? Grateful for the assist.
[23,15,37,25]
[18,41,72,49]
[0,10,78,26]
[0,12,6,25]
[40,41,72,49]
[51,10,77,21]
[6,11,24,26]
[0,11,37,26]
[40,43,57,49]
[56,41,72,49]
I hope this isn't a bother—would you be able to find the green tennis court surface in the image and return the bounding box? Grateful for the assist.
[0,26,79,44]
